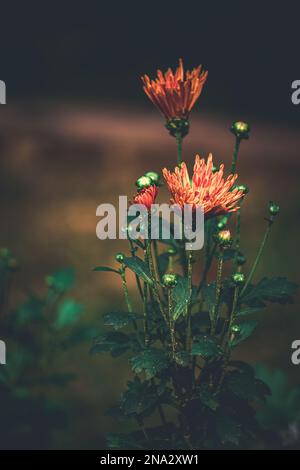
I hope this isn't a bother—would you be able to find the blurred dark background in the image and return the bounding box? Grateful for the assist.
[0,1,299,449]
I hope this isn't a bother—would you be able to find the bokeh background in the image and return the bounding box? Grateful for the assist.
[0,2,299,449]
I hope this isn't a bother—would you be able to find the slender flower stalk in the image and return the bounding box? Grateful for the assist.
[240,219,273,296]
[211,251,224,335]
[176,133,183,168]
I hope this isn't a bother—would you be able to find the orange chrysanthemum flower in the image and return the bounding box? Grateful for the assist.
[162,154,244,218]
[133,185,158,211]
[141,59,208,122]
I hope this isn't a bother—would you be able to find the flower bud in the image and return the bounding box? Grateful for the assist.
[236,252,246,266]
[167,246,177,256]
[231,324,241,334]
[165,118,189,138]
[212,164,218,174]
[232,272,245,286]
[144,171,160,186]
[269,201,280,216]
[216,229,232,248]
[162,273,178,288]
[217,216,228,230]
[115,252,125,264]
[233,183,249,195]
[230,121,250,140]
[135,175,153,190]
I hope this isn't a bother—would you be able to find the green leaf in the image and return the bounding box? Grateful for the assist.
[216,413,241,446]
[241,277,298,306]
[55,299,84,328]
[192,336,223,358]
[224,369,271,403]
[120,377,159,416]
[131,348,169,379]
[171,276,190,321]
[199,388,219,411]
[103,311,138,330]
[90,331,130,357]
[123,257,154,286]
[236,306,261,317]
[93,266,120,274]
[230,321,258,347]
[46,267,75,292]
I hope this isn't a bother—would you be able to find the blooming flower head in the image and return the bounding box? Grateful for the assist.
[141,59,208,122]
[132,185,158,211]
[162,154,244,218]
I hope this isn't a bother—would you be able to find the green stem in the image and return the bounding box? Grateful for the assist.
[240,220,273,296]
[233,204,242,268]
[211,250,224,335]
[231,137,241,174]
[168,289,176,357]
[176,133,183,168]
[146,241,168,325]
[185,250,193,350]
[129,239,144,300]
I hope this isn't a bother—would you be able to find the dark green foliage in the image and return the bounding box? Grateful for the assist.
[122,256,154,285]
[192,336,223,358]
[103,311,139,330]
[241,277,298,307]
[131,348,169,379]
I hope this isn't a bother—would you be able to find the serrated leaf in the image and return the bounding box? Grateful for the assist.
[103,311,138,330]
[230,321,258,347]
[171,276,191,321]
[93,266,120,274]
[131,348,169,379]
[55,299,84,328]
[123,257,154,286]
[199,388,219,411]
[192,336,223,358]
[120,377,158,416]
[242,277,298,306]
[224,369,271,403]
[90,331,130,357]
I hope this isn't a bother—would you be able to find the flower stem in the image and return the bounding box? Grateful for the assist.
[240,219,273,296]
[211,250,224,335]
[231,137,241,174]
[120,268,133,313]
[185,250,193,350]
[146,240,168,325]
[168,289,176,357]
[176,133,183,168]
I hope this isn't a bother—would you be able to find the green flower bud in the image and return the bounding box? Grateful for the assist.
[216,229,232,248]
[165,118,189,138]
[231,324,241,334]
[162,273,178,288]
[234,183,249,195]
[212,164,218,174]
[230,121,250,140]
[236,252,246,266]
[144,171,160,186]
[135,175,153,189]
[232,272,245,286]
[217,216,228,230]
[167,246,177,256]
[115,252,125,263]
[269,201,280,216]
